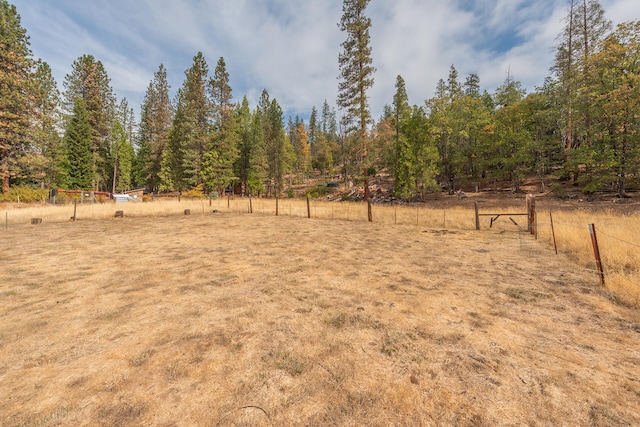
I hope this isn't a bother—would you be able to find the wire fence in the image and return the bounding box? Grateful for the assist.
[534,209,639,307]
[4,195,638,307]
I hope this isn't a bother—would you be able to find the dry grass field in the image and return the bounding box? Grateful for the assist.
[1,200,640,425]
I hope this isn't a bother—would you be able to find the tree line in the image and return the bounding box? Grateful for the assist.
[1,0,638,200]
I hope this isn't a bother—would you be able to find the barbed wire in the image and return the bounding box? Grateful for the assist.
[597,230,640,249]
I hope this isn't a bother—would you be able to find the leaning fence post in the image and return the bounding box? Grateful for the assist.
[589,223,605,286]
[550,211,558,255]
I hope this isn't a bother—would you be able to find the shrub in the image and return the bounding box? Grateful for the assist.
[306,185,335,199]
[0,186,48,203]
[181,185,206,199]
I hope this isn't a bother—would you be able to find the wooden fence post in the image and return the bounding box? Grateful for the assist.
[474,202,480,230]
[275,197,279,216]
[589,223,605,286]
[249,196,253,214]
[531,197,536,236]
[367,200,372,222]
[526,194,536,235]
[550,211,558,255]
[306,197,311,219]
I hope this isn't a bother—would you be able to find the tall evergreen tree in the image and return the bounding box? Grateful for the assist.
[308,106,318,152]
[64,98,93,190]
[259,90,286,195]
[30,61,65,189]
[392,75,414,197]
[137,64,173,190]
[553,0,611,152]
[63,55,115,190]
[160,52,210,191]
[337,0,375,210]
[234,96,266,195]
[203,57,238,194]
[0,0,34,193]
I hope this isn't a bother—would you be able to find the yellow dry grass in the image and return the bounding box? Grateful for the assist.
[1,202,639,426]
[3,196,639,306]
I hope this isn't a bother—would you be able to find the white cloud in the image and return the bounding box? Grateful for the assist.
[11,0,640,121]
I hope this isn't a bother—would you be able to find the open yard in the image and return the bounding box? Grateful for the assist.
[1,208,639,425]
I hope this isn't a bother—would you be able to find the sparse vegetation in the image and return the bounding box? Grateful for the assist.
[1,206,639,425]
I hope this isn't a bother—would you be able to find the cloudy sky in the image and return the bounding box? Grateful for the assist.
[12,0,640,121]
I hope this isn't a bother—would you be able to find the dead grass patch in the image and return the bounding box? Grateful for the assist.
[1,210,639,425]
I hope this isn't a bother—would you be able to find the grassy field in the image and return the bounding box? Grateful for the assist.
[4,196,639,306]
[1,201,639,425]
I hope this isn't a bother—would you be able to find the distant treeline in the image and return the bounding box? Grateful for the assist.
[1,0,638,199]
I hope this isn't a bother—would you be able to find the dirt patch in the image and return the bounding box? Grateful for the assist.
[0,213,638,425]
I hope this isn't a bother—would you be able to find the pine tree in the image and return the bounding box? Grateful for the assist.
[63,55,115,190]
[259,90,286,196]
[392,75,414,197]
[308,106,318,155]
[553,0,611,151]
[203,57,238,195]
[235,96,255,195]
[247,107,267,195]
[30,61,65,189]
[160,52,210,191]
[337,0,375,212]
[0,0,34,193]
[110,118,133,193]
[64,98,93,190]
[137,64,173,190]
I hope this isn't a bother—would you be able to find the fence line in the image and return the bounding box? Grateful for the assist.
[4,195,638,306]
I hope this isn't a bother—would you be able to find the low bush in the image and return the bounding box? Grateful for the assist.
[306,185,335,199]
[0,186,48,203]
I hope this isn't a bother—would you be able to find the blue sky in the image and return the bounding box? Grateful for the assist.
[12,0,640,121]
